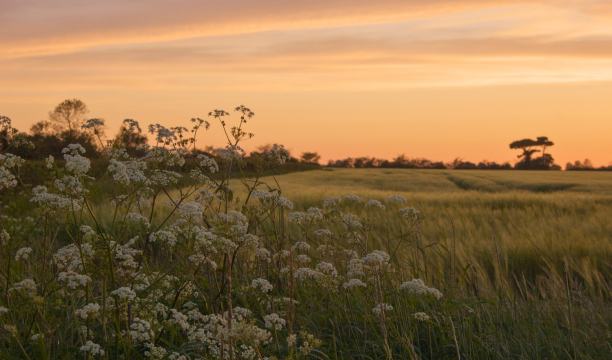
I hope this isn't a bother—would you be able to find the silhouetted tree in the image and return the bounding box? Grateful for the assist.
[300,152,321,164]
[115,123,148,156]
[510,136,555,169]
[48,99,89,141]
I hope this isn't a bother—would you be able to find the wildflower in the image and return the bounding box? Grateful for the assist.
[322,196,341,208]
[150,230,178,247]
[372,303,393,315]
[292,241,311,251]
[196,154,218,173]
[0,306,8,313]
[399,279,443,299]
[314,229,332,237]
[111,287,137,301]
[125,213,150,226]
[297,254,311,264]
[15,247,32,261]
[80,225,95,240]
[387,195,408,204]
[343,279,367,289]
[252,278,273,293]
[80,341,105,356]
[342,213,362,229]
[413,312,430,322]
[256,248,271,262]
[343,194,363,203]
[123,119,142,133]
[264,144,290,165]
[31,333,43,341]
[399,207,421,220]
[276,195,293,209]
[130,318,154,342]
[75,303,101,319]
[362,250,390,267]
[316,262,338,276]
[264,313,286,330]
[46,155,54,169]
[287,334,297,347]
[81,118,105,129]
[365,199,385,210]
[58,271,91,289]
[10,279,37,294]
[0,229,9,246]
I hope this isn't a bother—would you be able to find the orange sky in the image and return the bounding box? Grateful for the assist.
[1,0,611,166]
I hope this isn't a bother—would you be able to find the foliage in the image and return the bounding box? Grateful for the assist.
[510,136,559,170]
[1,111,611,359]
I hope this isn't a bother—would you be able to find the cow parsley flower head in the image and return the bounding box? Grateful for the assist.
[10,279,37,294]
[75,303,101,319]
[372,303,393,315]
[264,313,286,330]
[80,341,105,356]
[399,207,421,220]
[413,312,430,321]
[314,229,332,238]
[399,279,443,299]
[123,119,142,133]
[81,118,105,129]
[343,279,367,289]
[265,144,290,165]
[323,196,341,208]
[386,195,407,204]
[15,247,32,261]
[365,199,385,210]
[46,155,54,169]
[252,278,273,293]
[343,194,363,203]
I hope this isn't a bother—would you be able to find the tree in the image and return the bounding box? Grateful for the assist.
[300,152,321,164]
[115,123,148,154]
[48,99,89,141]
[510,136,555,169]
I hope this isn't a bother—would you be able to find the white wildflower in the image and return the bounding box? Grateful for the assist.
[386,195,407,204]
[15,247,32,261]
[111,287,137,301]
[343,279,367,289]
[343,194,363,203]
[46,155,54,169]
[264,313,286,330]
[80,341,105,356]
[372,303,393,315]
[252,278,273,293]
[75,303,101,319]
[365,199,385,210]
[322,196,341,208]
[399,279,443,299]
[10,279,36,294]
[413,312,430,322]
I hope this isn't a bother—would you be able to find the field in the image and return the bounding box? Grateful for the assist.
[4,145,612,359]
[237,168,612,280]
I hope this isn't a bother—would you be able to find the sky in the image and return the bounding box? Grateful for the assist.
[1,0,611,166]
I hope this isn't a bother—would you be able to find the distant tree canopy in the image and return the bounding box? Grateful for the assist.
[114,123,148,156]
[2,99,105,160]
[300,152,321,164]
[48,99,90,141]
[510,136,559,170]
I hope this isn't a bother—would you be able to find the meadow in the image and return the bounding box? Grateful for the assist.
[2,113,612,360]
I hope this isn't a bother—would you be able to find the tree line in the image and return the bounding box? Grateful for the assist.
[3,99,609,171]
[307,136,610,170]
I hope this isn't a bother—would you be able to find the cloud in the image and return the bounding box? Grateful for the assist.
[1,0,578,58]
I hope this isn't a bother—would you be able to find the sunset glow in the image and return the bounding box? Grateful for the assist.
[2,0,611,165]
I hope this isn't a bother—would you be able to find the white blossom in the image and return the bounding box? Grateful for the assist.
[15,247,32,261]
[386,195,407,204]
